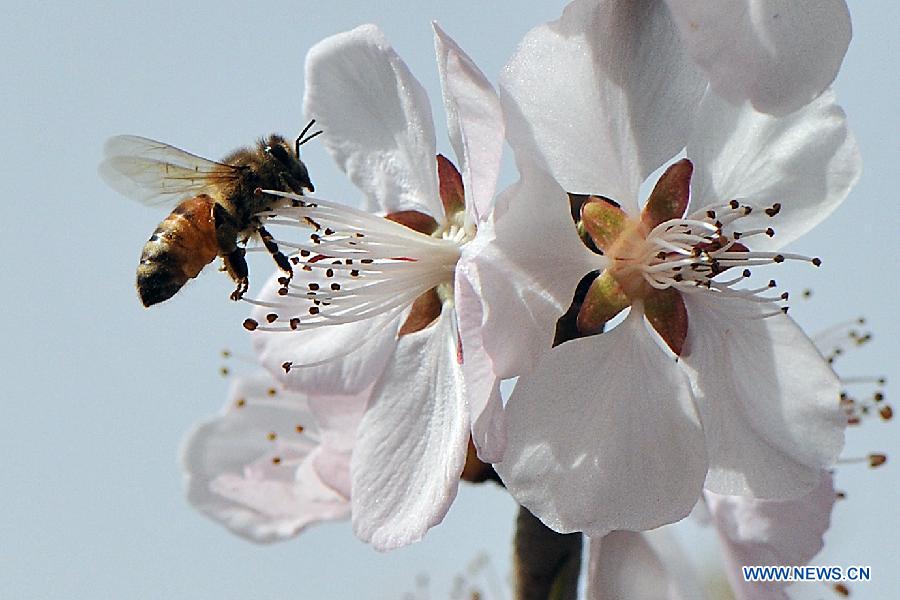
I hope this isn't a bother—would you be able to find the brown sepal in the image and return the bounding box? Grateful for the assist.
[644,287,688,356]
[461,437,496,483]
[385,210,439,235]
[576,271,630,335]
[581,196,628,253]
[437,154,465,217]
[398,288,442,336]
[642,158,692,229]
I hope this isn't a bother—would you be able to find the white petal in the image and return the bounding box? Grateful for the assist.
[500,0,706,211]
[351,307,469,550]
[588,530,704,600]
[665,0,851,116]
[306,387,370,453]
[496,310,706,537]
[180,374,348,543]
[305,387,371,497]
[303,24,442,218]
[705,472,835,599]
[454,257,505,462]
[682,295,845,498]
[462,165,599,379]
[687,89,861,251]
[433,22,504,224]
[250,273,403,395]
[311,446,353,500]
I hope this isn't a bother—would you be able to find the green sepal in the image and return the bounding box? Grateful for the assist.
[581,197,628,253]
[576,271,630,335]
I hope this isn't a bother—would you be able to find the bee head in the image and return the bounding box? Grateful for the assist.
[262,134,315,194]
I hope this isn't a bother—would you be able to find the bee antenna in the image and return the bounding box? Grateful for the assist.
[296,119,323,154]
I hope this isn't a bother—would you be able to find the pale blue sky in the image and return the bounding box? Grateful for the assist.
[1,1,896,598]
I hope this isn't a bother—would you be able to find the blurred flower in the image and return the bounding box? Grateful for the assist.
[464,0,861,537]
[243,23,505,549]
[586,474,835,600]
[180,371,360,542]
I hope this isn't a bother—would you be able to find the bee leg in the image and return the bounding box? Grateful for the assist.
[213,203,249,301]
[223,247,249,301]
[257,224,293,285]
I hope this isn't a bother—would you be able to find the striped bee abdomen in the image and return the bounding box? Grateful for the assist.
[137,195,220,307]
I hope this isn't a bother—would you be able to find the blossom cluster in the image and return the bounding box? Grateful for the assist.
[181,0,865,596]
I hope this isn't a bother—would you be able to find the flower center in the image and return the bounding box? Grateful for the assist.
[242,190,464,335]
[574,159,822,354]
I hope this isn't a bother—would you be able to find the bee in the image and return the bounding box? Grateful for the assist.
[100,122,321,307]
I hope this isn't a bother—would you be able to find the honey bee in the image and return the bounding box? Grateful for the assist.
[100,122,321,307]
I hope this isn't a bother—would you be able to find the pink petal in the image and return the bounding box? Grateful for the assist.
[250,273,403,395]
[461,165,599,379]
[687,89,861,251]
[682,295,845,498]
[303,24,442,218]
[500,0,705,212]
[496,310,706,537]
[180,374,348,543]
[351,307,469,550]
[665,0,851,115]
[455,254,505,462]
[705,472,835,599]
[433,22,504,224]
[588,530,704,600]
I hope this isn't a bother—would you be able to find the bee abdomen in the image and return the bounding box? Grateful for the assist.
[137,196,219,307]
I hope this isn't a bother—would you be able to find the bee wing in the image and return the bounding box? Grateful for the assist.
[100,135,241,206]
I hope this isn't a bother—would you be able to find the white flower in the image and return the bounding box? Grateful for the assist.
[463,0,861,537]
[180,372,359,542]
[243,24,506,550]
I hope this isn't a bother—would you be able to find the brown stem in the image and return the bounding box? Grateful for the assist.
[513,505,583,600]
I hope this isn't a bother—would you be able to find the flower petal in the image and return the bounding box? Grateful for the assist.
[681,294,845,498]
[461,164,600,378]
[705,472,835,599]
[665,0,851,116]
[180,374,348,543]
[496,310,706,537]
[588,530,705,600]
[687,89,861,251]
[500,0,706,212]
[433,22,504,224]
[250,273,403,395]
[303,24,442,218]
[588,532,671,600]
[455,254,505,462]
[351,307,469,550]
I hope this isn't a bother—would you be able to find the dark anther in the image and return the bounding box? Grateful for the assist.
[243,318,259,331]
[266,313,278,323]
